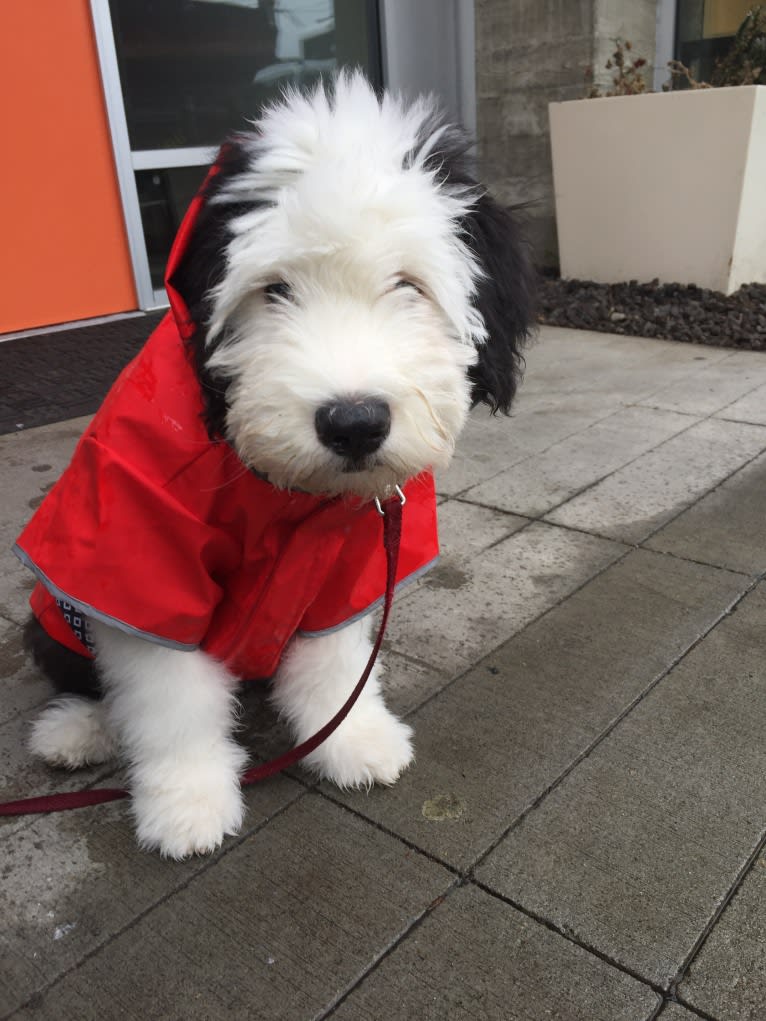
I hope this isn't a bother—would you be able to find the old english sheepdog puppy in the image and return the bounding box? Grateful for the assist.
[14,73,534,858]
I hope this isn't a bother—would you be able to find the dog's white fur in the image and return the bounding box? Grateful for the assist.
[28,74,521,858]
[205,76,485,499]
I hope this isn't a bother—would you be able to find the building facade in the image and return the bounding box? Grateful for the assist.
[476,0,757,268]
[0,0,753,337]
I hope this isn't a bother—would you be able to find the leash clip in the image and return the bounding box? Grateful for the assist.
[374,484,406,516]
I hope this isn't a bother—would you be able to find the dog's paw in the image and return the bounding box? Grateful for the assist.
[29,697,117,768]
[131,753,246,860]
[306,706,414,789]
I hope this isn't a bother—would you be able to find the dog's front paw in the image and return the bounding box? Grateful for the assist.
[29,697,117,768]
[131,753,246,859]
[306,706,414,789]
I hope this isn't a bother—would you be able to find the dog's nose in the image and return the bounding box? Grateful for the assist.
[315,398,391,460]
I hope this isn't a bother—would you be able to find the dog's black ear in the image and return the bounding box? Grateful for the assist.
[461,195,536,415]
[412,113,536,416]
[167,137,257,438]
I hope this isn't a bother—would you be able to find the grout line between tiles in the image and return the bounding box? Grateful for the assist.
[669,818,766,999]
[314,879,464,1020]
[471,877,669,998]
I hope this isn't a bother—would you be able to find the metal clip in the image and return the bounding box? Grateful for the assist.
[374,484,406,516]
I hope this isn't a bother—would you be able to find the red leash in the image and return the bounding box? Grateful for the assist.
[0,491,404,817]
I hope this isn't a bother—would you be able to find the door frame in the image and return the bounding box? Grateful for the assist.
[92,0,218,308]
[91,0,165,309]
[91,0,476,311]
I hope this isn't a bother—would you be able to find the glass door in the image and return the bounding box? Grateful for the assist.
[91,0,381,309]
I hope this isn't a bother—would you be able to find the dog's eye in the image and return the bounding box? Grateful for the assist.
[394,278,423,296]
[264,281,293,303]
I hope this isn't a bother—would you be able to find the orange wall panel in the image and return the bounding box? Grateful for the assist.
[0,0,137,333]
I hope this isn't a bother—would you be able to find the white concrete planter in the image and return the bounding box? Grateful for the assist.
[549,85,766,294]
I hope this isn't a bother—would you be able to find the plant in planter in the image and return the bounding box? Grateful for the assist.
[549,9,766,295]
[584,40,650,97]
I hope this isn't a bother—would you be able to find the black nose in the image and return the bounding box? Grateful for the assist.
[315,398,391,460]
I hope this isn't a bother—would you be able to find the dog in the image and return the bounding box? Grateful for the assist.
[14,73,534,858]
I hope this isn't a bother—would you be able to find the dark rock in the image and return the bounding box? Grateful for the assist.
[538,278,766,351]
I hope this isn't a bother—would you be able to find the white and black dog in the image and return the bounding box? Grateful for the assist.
[18,73,534,858]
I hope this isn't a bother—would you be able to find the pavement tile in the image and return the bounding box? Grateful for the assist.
[390,520,626,675]
[443,329,720,500]
[638,351,766,417]
[395,498,529,607]
[645,450,766,575]
[717,380,766,425]
[476,584,766,990]
[380,651,449,718]
[0,418,87,626]
[511,388,625,417]
[0,561,34,632]
[331,885,660,1021]
[679,849,766,1021]
[0,617,49,727]
[437,498,528,554]
[463,406,693,517]
[6,794,452,1021]
[328,548,746,872]
[489,327,627,404]
[657,1005,701,1020]
[437,323,698,498]
[436,409,531,496]
[0,777,305,1016]
[0,712,119,841]
[397,498,529,602]
[437,400,608,496]
[521,328,729,406]
[546,418,766,543]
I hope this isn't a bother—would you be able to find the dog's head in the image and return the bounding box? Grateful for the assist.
[169,73,535,498]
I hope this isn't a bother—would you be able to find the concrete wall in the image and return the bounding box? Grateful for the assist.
[475,0,658,268]
[593,0,658,93]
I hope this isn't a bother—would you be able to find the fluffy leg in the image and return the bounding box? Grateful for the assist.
[29,696,117,768]
[271,618,413,788]
[91,622,247,859]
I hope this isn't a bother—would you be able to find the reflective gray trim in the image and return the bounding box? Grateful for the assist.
[296,555,439,639]
[12,545,198,653]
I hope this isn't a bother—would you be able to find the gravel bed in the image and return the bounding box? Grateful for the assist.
[538,277,766,351]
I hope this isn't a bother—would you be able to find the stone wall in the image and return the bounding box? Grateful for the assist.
[475,0,658,268]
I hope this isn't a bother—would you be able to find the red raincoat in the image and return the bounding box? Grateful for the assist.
[13,183,439,680]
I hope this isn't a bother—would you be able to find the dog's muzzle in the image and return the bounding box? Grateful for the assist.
[315,397,391,464]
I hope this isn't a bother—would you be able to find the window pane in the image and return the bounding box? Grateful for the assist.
[109,0,380,151]
[675,0,754,82]
[135,166,210,289]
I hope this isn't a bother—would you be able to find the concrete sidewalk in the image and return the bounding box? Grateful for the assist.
[2,325,766,1020]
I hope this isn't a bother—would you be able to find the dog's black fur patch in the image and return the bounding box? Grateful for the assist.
[23,615,102,700]
[462,196,536,413]
[412,111,536,414]
[168,137,266,440]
